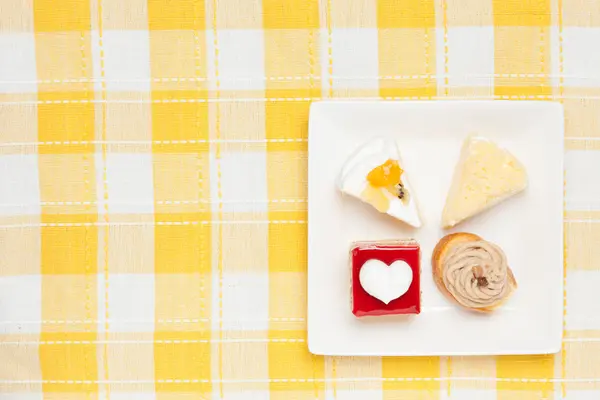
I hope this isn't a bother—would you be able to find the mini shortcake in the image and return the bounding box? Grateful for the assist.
[338,138,422,228]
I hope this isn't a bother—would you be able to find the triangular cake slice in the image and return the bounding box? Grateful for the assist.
[442,135,528,228]
[338,138,422,228]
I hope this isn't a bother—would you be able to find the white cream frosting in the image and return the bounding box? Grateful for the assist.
[338,138,422,228]
[359,259,413,304]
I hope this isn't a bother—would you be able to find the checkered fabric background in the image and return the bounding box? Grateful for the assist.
[0,0,599,399]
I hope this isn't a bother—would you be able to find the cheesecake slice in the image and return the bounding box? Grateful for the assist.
[442,135,527,228]
[338,138,422,228]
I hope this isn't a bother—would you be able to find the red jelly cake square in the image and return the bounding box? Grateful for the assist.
[350,240,421,317]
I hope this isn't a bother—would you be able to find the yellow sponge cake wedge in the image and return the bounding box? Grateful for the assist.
[442,135,528,228]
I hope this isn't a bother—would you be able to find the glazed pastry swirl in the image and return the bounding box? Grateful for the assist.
[442,240,510,309]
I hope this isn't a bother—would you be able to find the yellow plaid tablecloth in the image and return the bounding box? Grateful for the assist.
[0,0,599,399]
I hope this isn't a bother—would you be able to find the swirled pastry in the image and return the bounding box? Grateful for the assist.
[432,233,517,312]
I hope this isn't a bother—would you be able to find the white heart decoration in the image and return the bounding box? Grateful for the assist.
[359,259,413,304]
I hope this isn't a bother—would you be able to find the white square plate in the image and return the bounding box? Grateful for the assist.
[307,100,564,356]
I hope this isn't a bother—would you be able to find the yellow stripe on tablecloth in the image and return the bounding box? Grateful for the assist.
[382,356,441,399]
[38,91,99,400]
[378,24,437,99]
[39,155,98,396]
[154,215,212,274]
[446,356,497,392]
[0,225,41,276]
[0,0,34,31]
[34,31,94,94]
[562,336,600,392]
[494,26,552,97]
[268,330,325,397]
[265,89,314,152]
[147,0,206,30]
[445,0,494,26]
[210,0,226,395]
[262,0,319,30]
[492,0,551,26]
[39,332,99,393]
[154,331,212,394]
[35,16,99,388]
[33,0,91,32]
[263,3,321,397]
[565,218,600,270]
[328,0,377,28]
[563,0,600,27]
[377,0,436,28]
[96,0,111,394]
[152,154,212,215]
[40,214,98,275]
[268,211,307,273]
[496,355,555,399]
[154,273,212,333]
[150,91,210,153]
[493,2,557,398]
[36,90,95,154]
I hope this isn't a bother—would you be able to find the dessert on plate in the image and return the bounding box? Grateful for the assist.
[442,135,527,228]
[338,138,422,228]
[432,232,517,312]
[350,239,421,317]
